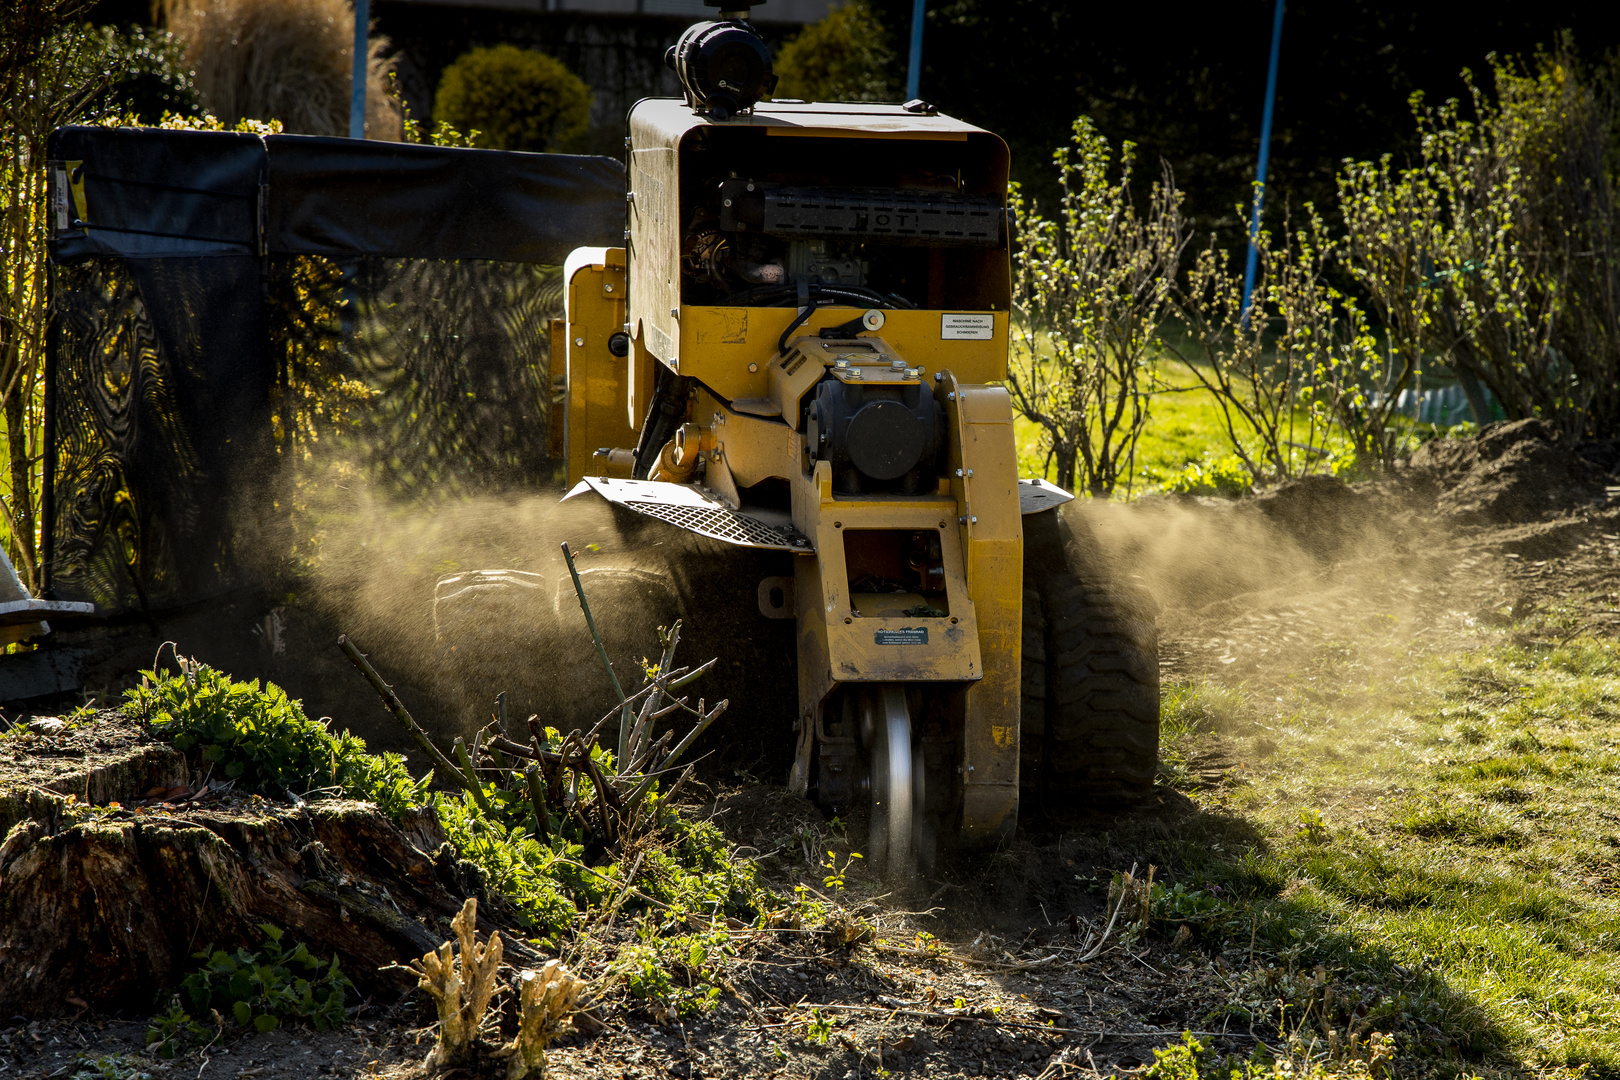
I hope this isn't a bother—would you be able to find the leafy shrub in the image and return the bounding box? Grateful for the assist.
[1158,453,1253,497]
[125,664,427,815]
[433,45,590,153]
[1339,46,1620,440]
[146,925,350,1056]
[772,0,897,103]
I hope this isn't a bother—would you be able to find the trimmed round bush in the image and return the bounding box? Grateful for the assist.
[433,44,590,153]
[772,0,897,103]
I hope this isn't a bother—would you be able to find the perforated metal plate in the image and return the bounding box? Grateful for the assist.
[565,478,812,552]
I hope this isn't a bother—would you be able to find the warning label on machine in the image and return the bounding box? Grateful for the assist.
[875,627,929,645]
[941,313,994,340]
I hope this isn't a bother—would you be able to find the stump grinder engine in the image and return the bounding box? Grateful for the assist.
[549,0,1160,879]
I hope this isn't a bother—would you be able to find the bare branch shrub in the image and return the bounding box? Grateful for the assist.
[1167,209,1400,482]
[1338,46,1620,438]
[411,897,586,1078]
[1008,117,1185,496]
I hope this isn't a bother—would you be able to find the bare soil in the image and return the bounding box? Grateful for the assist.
[4,420,1617,1080]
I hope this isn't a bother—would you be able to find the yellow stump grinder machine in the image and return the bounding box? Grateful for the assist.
[552,0,1159,878]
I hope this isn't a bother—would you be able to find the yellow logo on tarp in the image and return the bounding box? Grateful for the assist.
[54,161,87,232]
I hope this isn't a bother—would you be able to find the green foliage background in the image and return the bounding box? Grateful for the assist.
[432,44,590,153]
[772,0,897,103]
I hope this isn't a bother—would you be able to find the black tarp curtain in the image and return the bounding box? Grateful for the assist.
[44,126,627,617]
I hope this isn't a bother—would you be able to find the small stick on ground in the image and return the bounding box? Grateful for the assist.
[560,541,631,762]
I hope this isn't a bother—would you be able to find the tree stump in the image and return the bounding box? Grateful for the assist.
[0,713,539,1016]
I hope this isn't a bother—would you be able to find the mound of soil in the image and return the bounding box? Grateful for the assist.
[1404,418,1614,524]
[1249,474,1374,559]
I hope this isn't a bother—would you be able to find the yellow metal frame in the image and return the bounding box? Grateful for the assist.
[779,348,1021,845]
[561,248,650,485]
[565,98,1026,848]
[673,307,1009,400]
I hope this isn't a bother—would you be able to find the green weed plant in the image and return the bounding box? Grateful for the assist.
[145,925,351,1056]
[69,1054,155,1080]
[125,664,427,815]
[127,665,791,1024]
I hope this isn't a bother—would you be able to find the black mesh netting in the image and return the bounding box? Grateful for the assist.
[49,256,272,613]
[283,256,566,496]
[49,256,568,613]
[46,126,624,616]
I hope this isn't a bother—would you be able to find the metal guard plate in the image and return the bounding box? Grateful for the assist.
[1018,478,1075,515]
[565,478,812,552]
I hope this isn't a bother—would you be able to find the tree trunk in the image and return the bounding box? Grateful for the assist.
[1053,445,1080,498]
[0,733,543,1016]
[4,387,33,589]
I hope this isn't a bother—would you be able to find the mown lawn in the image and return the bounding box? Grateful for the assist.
[1142,632,1620,1078]
[1012,358,1352,498]
[1009,352,1620,1074]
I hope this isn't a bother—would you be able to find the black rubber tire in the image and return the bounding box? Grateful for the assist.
[1021,509,1160,811]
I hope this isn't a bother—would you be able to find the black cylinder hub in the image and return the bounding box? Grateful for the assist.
[666,20,777,120]
[804,376,942,495]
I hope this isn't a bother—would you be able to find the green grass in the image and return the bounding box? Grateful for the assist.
[1145,635,1620,1077]
[1013,358,1355,497]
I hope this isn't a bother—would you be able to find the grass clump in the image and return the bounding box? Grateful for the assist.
[125,662,427,816]
[1158,680,1254,785]
[1144,1030,1397,1080]
[1162,680,1250,739]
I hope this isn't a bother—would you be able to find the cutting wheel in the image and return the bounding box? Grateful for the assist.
[860,684,916,881]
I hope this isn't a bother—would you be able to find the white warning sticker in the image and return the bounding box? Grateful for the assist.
[941,313,994,340]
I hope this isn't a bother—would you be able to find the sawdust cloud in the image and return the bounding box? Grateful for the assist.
[272,462,798,762]
[274,422,1588,765]
[281,461,1446,750]
[1066,483,1499,685]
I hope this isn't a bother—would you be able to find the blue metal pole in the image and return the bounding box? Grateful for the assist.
[905,0,926,101]
[349,0,370,139]
[1240,0,1285,327]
